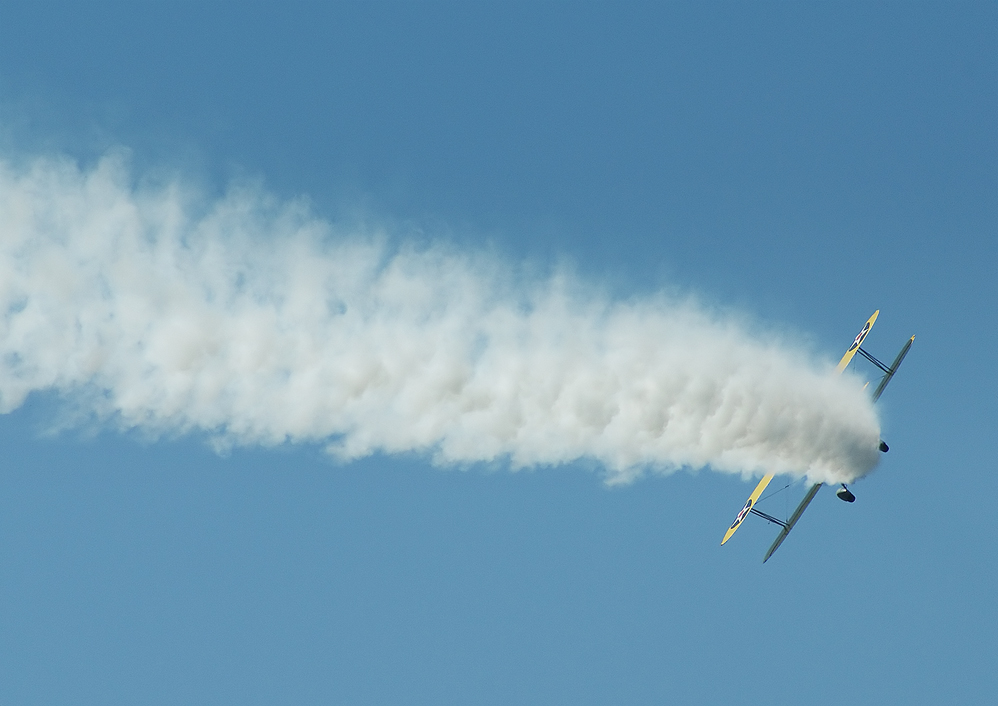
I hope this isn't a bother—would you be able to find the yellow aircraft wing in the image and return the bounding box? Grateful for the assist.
[721,474,774,545]
[836,310,879,372]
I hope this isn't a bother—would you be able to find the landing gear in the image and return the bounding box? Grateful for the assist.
[836,484,856,503]
[879,440,889,452]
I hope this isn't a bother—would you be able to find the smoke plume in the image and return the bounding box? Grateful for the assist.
[0,151,881,484]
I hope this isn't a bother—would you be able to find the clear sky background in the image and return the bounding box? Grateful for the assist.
[0,2,995,704]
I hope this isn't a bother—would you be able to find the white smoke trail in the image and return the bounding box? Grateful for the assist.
[0,150,881,484]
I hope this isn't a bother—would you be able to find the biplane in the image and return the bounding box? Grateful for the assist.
[721,311,914,562]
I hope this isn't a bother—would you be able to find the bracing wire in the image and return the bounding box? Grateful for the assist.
[758,482,792,505]
[758,478,810,522]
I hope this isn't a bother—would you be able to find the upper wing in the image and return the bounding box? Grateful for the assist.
[721,474,773,545]
[836,310,879,372]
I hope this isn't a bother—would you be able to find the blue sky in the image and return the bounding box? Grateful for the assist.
[0,2,995,704]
